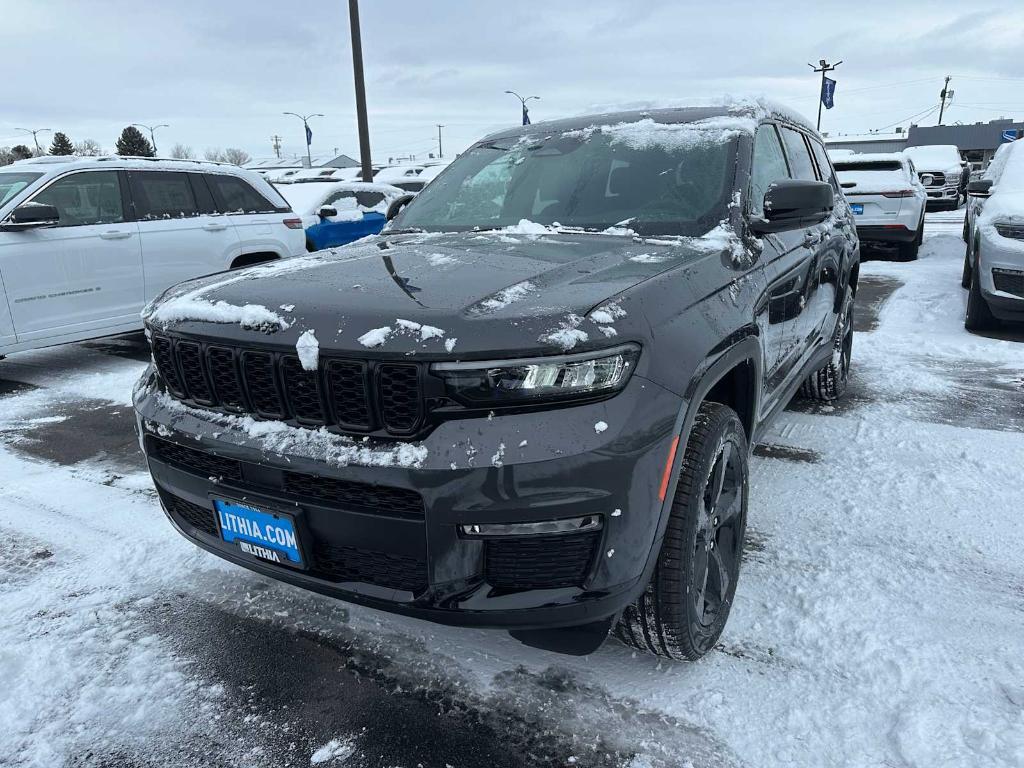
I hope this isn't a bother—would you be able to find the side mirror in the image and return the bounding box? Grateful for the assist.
[749,180,833,235]
[967,179,993,198]
[386,194,415,221]
[1,203,60,231]
[317,206,338,219]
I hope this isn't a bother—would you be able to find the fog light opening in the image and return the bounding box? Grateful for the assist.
[460,515,603,538]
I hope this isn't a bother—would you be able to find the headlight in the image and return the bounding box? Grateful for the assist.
[432,344,640,405]
[994,222,1024,240]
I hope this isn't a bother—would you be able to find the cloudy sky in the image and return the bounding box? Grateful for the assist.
[4,0,1023,163]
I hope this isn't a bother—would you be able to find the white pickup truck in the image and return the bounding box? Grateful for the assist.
[903,144,967,211]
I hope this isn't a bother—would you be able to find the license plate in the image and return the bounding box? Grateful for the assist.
[214,499,304,567]
[850,203,864,215]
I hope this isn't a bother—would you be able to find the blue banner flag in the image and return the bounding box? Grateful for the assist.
[821,76,837,110]
[522,105,531,126]
[305,124,313,146]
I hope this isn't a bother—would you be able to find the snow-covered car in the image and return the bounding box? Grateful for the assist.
[961,139,1024,331]
[276,181,407,250]
[0,155,305,358]
[903,145,967,211]
[833,153,927,260]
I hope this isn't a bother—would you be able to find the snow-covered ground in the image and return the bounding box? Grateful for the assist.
[1,211,1022,768]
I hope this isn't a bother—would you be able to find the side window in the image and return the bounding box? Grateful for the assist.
[353,191,385,209]
[30,171,124,227]
[749,125,791,213]
[129,171,199,220]
[205,174,275,214]
[808,138,840,192]
[779,127,817,181]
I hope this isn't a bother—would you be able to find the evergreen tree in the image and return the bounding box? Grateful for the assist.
[115,126,154,157]
[10,145,32,161]
[49,132,74,155]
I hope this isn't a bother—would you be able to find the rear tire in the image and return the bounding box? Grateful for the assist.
[965,256,996,332]
[800,289,853,401]
[615,402,748,661]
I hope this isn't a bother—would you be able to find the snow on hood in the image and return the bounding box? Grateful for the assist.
[144,296,292,333]
[903,145,963,174]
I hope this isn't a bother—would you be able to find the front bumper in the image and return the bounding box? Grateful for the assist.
[978,231,1024,322]
[924,184,960,209]
[133,369,684,629]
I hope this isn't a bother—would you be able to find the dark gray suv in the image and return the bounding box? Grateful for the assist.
[134,101,859,660]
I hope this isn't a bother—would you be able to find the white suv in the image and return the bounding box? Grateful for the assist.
[0,156,305,358]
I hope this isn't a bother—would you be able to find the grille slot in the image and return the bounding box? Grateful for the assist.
[378,364,422,434]
[484,531,600,590]
[312,542,428,593]
[147,436,243,481]
[177,342,214,404]
[208,347,246,410]
[242,351,284,418]
[152,336,185,398]
[282,356,326,423]
[157,486,218,537]
[283,472,424,520]
[993,268,1024,298]
[326,360,372,429]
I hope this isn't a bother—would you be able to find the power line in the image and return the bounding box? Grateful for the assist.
[872,104,938,132]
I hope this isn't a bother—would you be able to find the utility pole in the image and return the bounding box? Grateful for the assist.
[937,76,954,125]
[348,0,374,183]
[436,124,444,158]
[16,127,51,155]
[132,123,168,154]
[808,59,841,131]
[283,112,323,167]
[271,135,282,159]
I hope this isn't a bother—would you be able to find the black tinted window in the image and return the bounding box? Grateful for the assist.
[780,128,817,180]
[749,125,790,213]
[206,174,275,214]
[130,171,198,219]
[808,139,840,192]
[833,161,902,172]
[31,171,124,227]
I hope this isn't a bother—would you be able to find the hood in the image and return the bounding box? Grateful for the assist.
[145,229,725,358]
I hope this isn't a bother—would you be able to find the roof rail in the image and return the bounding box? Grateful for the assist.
[93,155,237,167]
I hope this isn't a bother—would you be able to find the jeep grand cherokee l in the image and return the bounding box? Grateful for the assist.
[134,101,859,660]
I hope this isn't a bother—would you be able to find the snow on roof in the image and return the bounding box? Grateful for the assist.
[276,181,405,216]
[833,152,908,165]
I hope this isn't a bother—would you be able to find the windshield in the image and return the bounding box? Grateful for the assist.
[394,123,735,236]
[0,172,43,207]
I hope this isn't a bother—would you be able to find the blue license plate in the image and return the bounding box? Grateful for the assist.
[214,499,303,567]
[850,203,864,215]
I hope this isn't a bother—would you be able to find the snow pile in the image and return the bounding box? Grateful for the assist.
[357,319,447,348]
[295,330,319,371]
[539,314,588,350]
[395,318,445,341]
[425,252,457,266]
[477,281,537,312]
[310,738,356,764]
[496,219,553,236]
[357,326,393,348]
[594,421,608,434]
[146,297,292,332]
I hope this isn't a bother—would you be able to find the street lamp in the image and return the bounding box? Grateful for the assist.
[283,112,324,167]
[16,127,51,155]
[505,90,540,126]
[131,123,168,154]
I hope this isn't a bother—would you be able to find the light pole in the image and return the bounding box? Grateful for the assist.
[131,123,168,154]
[436,124,444,158]
[283,112,324,167]
[16,127,51,155]
[505,90,539,126]
[347,0,374,183]
[808,59,841,131]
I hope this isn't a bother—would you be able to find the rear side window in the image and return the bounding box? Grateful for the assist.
[749,125,791,213]
[129,171,199,219]
[205,174,277,214]
[780,128,817,181]
[808,139,840,192]
[30,170,124,227]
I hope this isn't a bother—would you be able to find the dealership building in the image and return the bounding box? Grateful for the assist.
[824,118,1023,165]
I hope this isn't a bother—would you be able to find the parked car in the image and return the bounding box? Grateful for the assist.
[961,139,1024,331]
[903,145,967,210]
[277,181,407,250]
[0,155,304,359]
[833,153,926,260]
[134,101,859,660]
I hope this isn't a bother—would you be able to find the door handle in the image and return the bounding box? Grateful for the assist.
[202,222,229,231]
[99,230,132,240]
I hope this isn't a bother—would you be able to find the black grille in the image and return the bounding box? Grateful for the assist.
[993,269,1024,298]
[150,334,425,438]
[378,364,422,434]
[312,542,428,593]
[920,171,946,187]
[485,532,600,590]
[282,356,325,423]
[147,436,242,481]
[283,472,424,520]
[158,487,218,537]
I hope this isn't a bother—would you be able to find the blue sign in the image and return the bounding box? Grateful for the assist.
[305,124,313,146]
[522,105,531,126]
[821,77,837,110]
[1002,129,1020,143]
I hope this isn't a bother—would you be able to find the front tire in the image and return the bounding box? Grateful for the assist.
[800,289,854,401]
[965,256,996,332]
[615,402,748,661]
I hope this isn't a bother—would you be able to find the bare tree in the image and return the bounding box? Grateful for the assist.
[74,139,104,156]
[220,148,251,166]
[204,148,224,162]
[169,143,195,159]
